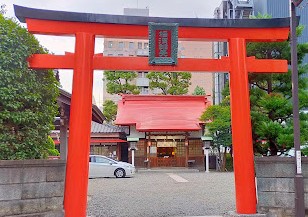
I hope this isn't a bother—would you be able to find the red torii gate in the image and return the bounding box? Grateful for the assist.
[14,5,290,216]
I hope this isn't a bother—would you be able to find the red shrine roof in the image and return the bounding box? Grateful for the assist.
[115,95,210,132]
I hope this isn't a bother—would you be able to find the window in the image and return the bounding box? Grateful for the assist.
[137,72,148,78]
[176,141,185,157]
[188,140,203,156]
[239,0,250,3]
[129,42,134,49]
[118,54,123,56]
[108,41,113,48]
[138,42,142,49]
[144,42,149,49]
[138,72,148,78]
[141,87,149,94]
[95,157,110,163]
[157,147,175,158]
[118,42,124,49]
[138,87,148,94]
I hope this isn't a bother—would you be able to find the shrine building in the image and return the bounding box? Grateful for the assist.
[115,94,211,168]
[51,89,128,161]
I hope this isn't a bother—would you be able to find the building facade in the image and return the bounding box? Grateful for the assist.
[102,8,214,104]
[213,0,254,104]
[213,0,308,105]
[51,89,128,161]
[254,0,308,64]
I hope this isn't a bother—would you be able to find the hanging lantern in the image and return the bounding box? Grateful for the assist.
[184,138,189,147]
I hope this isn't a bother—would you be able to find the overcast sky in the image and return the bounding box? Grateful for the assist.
[2,0,222,106]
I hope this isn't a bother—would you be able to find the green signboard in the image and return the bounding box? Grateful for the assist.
[148,22,178,65]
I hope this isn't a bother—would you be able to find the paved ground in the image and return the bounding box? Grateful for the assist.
[87,171,235,217]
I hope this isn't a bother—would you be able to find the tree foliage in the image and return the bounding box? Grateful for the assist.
[102,100,117,123]
[104,71,140,95]
[247,24,308,155]
[193,86,206,95]
[201,21,308,156]
[200,96,231,172]
[0,14,59,160]
[146,72,191,95]
[200,97,231,148]
[46,136,60,156]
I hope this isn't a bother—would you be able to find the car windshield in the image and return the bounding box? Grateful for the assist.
[104,156,119,163]
[94,156,116,164]
[105,157,118,163]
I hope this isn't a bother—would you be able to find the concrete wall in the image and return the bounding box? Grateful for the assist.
[0,159,66,217]
[255,157,308,217]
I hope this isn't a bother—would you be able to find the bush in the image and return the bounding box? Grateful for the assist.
[225,153,233,171]
[0,14,59,160]
[46,136,60,157]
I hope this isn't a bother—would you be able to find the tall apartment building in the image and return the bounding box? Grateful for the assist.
[212,0,308,105]
[254,0,308,64]
[213,0,254,104]
[103,8,214,104]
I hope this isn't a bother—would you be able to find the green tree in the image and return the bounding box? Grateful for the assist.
[46,136,60,157]
[146,72,191,95]
[201,16,308,156]
[104,71,140,95]
[200,83,231,150]
[200,95,231,171]
[247,24,308,155]
[200,105,231,148]
[102,100,117,123]
[192,86,206,95]
[0,14,59,160]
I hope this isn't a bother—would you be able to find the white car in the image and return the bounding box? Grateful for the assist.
[279,145,308,157]
[89,155,135,178]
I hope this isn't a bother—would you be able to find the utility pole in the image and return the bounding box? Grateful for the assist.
[290,0,305,216]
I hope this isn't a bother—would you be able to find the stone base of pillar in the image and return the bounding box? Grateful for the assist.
[223,211,267,217]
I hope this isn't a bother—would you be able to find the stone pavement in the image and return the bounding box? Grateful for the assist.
[87,171,235,217]
[137,167,200,173]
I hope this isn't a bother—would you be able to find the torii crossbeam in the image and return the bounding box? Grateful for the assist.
[14,5,291,216]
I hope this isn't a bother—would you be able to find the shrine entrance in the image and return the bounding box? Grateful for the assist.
[157,147,176,167]
[14,5,290,217]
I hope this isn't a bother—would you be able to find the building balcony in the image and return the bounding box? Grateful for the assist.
[231,0,253,8]
[136,78,149,87]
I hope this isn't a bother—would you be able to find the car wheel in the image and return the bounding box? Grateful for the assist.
[114,168,126,178]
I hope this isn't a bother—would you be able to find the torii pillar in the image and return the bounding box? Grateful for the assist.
[229,38,256,212]
[64,32,95,215]
[14,5,291,217]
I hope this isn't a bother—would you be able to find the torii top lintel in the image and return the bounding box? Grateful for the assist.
[14,5,292,42]
[14,5,292,73]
